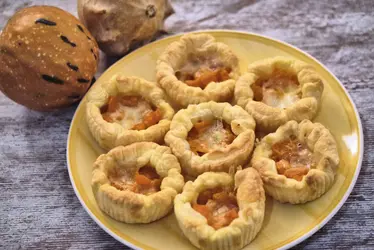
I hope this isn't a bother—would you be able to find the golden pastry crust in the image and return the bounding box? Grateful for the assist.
[234,56,324,132]
[92,142,184,223]
[86,75,174,150]
[156,33,240,107]
[174,168,265,250]
[165,101,256,177]
[251,120,339,204]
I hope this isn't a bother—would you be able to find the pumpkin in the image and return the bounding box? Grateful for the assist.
[0,6,99,111]
[77,0,173,56]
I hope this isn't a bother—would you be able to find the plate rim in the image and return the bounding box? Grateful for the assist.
[66,29,364,250]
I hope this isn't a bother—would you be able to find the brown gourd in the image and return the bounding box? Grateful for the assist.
[0,6,99,111]
[77,0,173,56]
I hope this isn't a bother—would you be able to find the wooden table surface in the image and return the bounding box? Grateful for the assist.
[1,0,373,249]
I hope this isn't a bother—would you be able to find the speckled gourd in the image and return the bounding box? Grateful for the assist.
[77,0,173,56]
[0,6,99,111]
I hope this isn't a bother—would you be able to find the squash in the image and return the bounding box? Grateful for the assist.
[0,6,99,111]
[77,0,173,56]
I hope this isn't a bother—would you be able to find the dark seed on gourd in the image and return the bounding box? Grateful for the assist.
[42,74,64,84]
[76,24,92,42]
[90,48,97,60]
[35,18,56,26]
[77,24,84,33]
[77,78,90,83]
[67,62,79,71]
[90,77,96,86]
[60,35,76,47]
[68,94,81,99]
[158,30,169,35]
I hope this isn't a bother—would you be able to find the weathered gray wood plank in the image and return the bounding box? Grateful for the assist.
[1,0,374,249]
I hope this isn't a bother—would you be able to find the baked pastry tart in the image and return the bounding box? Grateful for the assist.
[156,33,240,107]
[174,168,265,250]
[86,75,174,150]
[165,101,256,177]
[234,57,324,132]
[91,142,184,223]
[251,120,339,204]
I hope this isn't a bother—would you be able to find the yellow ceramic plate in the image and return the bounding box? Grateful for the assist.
[66,30,363,250]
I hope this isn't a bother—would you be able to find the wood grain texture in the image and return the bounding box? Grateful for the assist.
[1,0,373,249]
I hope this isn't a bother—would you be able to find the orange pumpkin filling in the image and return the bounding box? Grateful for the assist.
[192,188,239,230]
[175,55,231,89]
[251,70,301,108]
[100,95,162,130]
[187,120,236,156]
[271,137,314,181]
[109,165,161,195]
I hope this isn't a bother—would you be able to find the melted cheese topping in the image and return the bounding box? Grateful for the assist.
[108,166,161,195]
[188,120,235,154]
[198,121,231,150]
[252,70,301,108]
[262,87,300,109]
[271,138,314,181]
[176,55,224,81]
[108,99,153,129]
[193,188,239,230]
[108,168,135,192]
[272,138,314,168]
